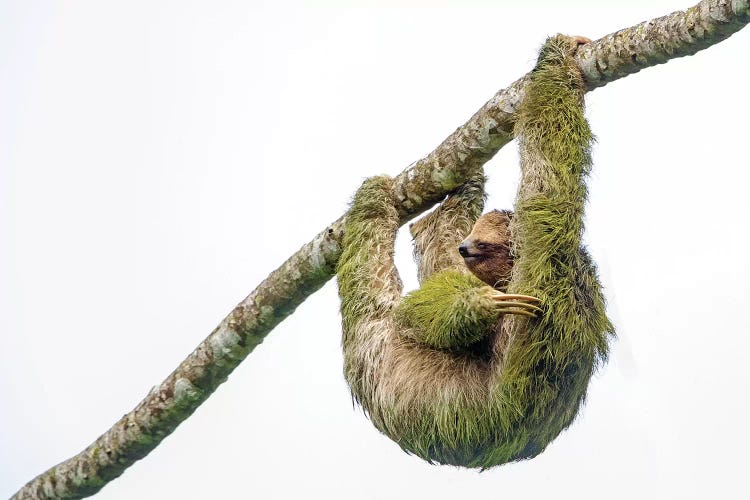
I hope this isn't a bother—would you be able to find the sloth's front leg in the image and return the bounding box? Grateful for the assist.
[396,272,542,349]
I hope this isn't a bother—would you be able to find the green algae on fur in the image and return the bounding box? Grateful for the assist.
[396,271,500,349]
[336,35,613,468]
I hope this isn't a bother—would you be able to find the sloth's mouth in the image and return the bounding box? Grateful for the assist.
[462,254,485,263]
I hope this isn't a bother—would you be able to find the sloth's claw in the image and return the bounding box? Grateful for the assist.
[493,301,542,313]
[495,308,537,318]
[488,290,542,318]
[571,35,592,46]
[492,293,541,303]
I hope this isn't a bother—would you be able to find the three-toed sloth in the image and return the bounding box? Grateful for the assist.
[337,35,614,468]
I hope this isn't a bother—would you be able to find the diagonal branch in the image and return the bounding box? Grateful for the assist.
[13,0,748,498]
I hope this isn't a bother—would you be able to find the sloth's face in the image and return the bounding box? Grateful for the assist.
[458,210,514,289]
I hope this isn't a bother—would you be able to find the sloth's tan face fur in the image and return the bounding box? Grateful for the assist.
[458,210,514,289]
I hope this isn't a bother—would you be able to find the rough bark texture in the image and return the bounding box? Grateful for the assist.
[577,0,750,88]
[12,0,748,498]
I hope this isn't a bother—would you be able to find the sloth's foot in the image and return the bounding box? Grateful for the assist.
[488,290,542,318]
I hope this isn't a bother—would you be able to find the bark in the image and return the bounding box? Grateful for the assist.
[12,0,749,498]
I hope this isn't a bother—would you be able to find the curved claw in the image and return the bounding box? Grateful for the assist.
[487,290,542,318]
[493,301,542,313]
[495,307,537,318]
[491,293,541,303]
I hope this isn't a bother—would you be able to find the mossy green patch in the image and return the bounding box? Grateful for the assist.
[396,271,498,349]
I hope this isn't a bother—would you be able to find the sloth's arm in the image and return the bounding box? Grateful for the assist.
[409,171,485,284]
[337,176,403,334]
[395,271,540,349]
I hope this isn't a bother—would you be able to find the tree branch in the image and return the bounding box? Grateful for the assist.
[13,0,748,498]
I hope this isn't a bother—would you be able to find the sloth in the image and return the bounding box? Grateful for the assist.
[336,35,614,468]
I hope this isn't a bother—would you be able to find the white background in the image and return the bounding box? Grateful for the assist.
[2,1,749,498]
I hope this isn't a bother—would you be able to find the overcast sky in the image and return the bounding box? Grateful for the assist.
[2,1,749,498]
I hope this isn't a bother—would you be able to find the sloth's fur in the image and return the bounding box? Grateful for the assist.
[336,36,614,468]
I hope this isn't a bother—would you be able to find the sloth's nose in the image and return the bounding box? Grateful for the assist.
[458,243,470,257]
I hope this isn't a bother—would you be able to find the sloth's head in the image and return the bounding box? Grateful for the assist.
[458,210,514,289]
